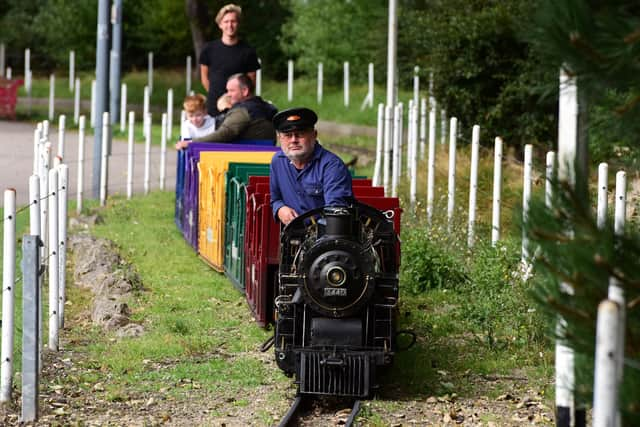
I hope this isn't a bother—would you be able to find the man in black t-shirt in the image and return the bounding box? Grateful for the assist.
[199,3,261,117]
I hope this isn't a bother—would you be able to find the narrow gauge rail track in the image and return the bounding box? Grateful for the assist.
[278,396,362,427]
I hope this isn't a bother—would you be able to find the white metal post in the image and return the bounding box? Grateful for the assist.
[344,62,349,107]
[127,111,135,199]
[167,88,174,140]
[522,144,533,263]
[99,112,110,206]
[48,74,55,121]
[406,100,414,180]
[427,97,436,225]
[0,189,16,402]
[48,168,59,351]
[147,52,153,94]
[186,56,192,95]
[317,62,323,104]
[160,113,167,190]
[57,164,68,328]
[57,115,66,159]
[597,163,608,229]
[468,125,480,248]
[144,113,152,195]
[256,58,262,96]
[383,105,393,195]
[419,97,427,158]
[413,66,419,106]
[120,83,127,132]
[28,175,42,373]
[447,117,458,231]
[68,50,75,91]
[143,85,150,138]
[592,299,621,427]
[609,170,627,427]
[90,79,96,128]
[32,124,41,175]
[287,60,294,102]
[546,151,556,208]
[372,104,384,187]
[409,103,418,205]
[77,116,85,214]
[440,109,447,145]
[491,137,503,246]
[391,103,402,197]
[386,0,398,108]
[40,142,51,259]
[73,78,80,125]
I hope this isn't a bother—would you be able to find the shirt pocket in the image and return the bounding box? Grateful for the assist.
[303,184,324,199]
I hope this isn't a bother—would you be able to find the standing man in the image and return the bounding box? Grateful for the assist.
[270,108,354,225]
[200,3,260,117]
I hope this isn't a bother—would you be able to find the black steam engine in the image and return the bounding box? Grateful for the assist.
[274,202,400,398]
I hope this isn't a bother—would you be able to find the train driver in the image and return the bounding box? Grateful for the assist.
[269,107,354,225]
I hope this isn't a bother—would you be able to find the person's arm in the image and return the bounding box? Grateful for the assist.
[270,160,297,224]
[192,108,249,142]
[247,71,257,88]
[200,64,210,92]
[322,156,354,206]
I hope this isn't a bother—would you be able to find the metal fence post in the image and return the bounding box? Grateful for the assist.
[1,189,17,403]
[21,235,41,422]
[48,168,59,351]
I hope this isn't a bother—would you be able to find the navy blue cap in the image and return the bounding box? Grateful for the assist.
[273,107,318,132]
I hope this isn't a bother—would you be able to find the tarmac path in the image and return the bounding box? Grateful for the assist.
[0,119,177,208]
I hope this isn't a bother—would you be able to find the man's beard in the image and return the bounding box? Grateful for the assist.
[285,150,311,163]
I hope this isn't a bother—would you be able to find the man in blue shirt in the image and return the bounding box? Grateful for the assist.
[270,107,354,225]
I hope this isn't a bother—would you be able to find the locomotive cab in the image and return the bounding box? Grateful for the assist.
[274,203,399,398]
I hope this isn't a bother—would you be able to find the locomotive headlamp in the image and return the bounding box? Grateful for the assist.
[326,266,346,286]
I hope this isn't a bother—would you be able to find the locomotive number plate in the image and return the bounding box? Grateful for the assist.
[323,288,347,297]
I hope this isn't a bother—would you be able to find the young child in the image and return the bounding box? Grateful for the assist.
[176,94,216,149]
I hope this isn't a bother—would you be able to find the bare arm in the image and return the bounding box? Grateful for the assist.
[200,64,209,91]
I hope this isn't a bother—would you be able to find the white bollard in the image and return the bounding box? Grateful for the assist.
[491,137,503,246]
[57,164,68,328]
[343,61,349,107]
[143,85,150,138]
[5,67,10,80]
[406,100,414,180]
[468,125,480,248]
[90,80,96,128]
[317,62,323,104]
[522,144,533,263]
[68,50,75,91]
[256,58,262,96]
[48,74,55,121]
[144,113,152,195]
[596,163,608,229]
[419,97,427,159]
[77,116,86,214]
[383,105,393,195]
[48,168,59,351]
[127,111,135,199]
[592,299,621,427]
[447,117,458,231]
[359,62,374,110]
[99,112,110,206]
[57,115,66,159]
[120,83,127,132]
[73,78,81,125]
[147,52,153,94]
[24,48,30,93]
[167,88,174,140]
[186,55,192,96]
[160,113,167,190]
[287,60,294,102]
[391,103,402,197]
[427,97,436,225]
[0,189,16,402]
[372,104,384,187]
[546,151,556,208]
[396,103,404,179]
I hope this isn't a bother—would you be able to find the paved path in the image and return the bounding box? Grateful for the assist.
[0,119,177,208]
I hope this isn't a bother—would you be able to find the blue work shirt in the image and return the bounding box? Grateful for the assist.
[270,142,354,220]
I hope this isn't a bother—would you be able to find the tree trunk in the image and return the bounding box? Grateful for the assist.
[185,0,209,65]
